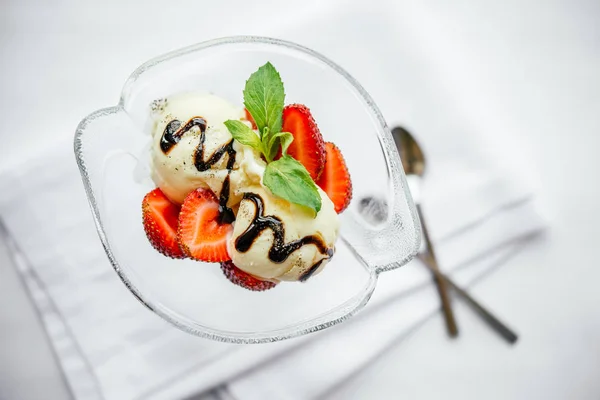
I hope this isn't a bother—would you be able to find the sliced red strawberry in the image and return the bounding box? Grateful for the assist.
[244,108,257,130]
[316,142,353,213]
[177,189,233,262]
[281,104,326,180]
[142,188,186,259]
[220,261,278,291]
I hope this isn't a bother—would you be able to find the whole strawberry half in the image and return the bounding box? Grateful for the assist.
[316,142,353,213]
[142,188,186,259]
[220,261,278,291]
[282,104,326,181]
[177,189,233,263]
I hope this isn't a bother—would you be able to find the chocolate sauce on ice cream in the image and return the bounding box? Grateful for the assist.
[235,193,334,276]
[160,116,236,223]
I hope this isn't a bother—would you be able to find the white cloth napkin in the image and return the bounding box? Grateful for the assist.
[0,140,543,400]
[0,2,546,400]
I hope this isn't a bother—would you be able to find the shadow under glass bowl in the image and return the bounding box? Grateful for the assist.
[74,36,421,343]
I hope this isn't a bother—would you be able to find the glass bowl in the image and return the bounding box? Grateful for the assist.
[74,36,420,343]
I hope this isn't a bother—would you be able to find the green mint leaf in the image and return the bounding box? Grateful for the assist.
[243,62,285,137]
[261,127,271,159]
[265,131,293,162]
[277,132,294,155]
[263,155,322,214]
[224,120,262,152]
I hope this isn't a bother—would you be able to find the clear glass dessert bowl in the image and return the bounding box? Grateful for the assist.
[74,36,420,343]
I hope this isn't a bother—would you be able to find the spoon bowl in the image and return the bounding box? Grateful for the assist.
[392,126,426,177]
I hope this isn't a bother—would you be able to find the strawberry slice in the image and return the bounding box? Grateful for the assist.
[282,104,326,181]
[244,108,257,130]
[220,261,277,291]
[316,142,353,213]
[142,188,186,259]
[177,189,233,262]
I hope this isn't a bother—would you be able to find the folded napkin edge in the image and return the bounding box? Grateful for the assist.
[0,219,104,400]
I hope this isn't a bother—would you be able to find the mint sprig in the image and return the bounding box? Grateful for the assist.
[225,62,322,214]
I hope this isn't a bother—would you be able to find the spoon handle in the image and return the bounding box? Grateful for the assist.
[416,205,459,337]
[418,253,518,344]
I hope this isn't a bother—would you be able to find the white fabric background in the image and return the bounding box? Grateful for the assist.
[1,0,599,399]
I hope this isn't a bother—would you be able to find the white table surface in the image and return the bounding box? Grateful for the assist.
[2,0,600,399]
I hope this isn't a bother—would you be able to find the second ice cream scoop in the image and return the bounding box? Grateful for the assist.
[228,186,339,282]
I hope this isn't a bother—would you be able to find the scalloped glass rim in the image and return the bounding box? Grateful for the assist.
[74,36,420,343]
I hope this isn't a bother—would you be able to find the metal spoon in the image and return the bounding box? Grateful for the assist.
[392,126,518,344]
[393,127,458,337]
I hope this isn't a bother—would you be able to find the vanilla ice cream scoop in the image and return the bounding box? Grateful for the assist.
[150,92,261,205]
[228,186,339,282]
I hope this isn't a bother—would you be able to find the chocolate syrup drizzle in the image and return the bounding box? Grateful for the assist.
[160,117,235,224]
[299,259,325,282]
[235,193,334,280]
